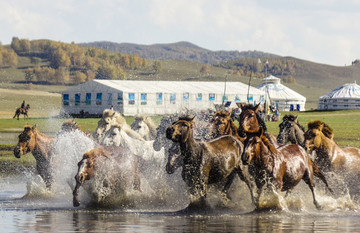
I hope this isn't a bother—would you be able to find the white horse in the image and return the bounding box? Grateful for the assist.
[101,124,164,163]
[94,109,145,143]
[131,115,157,141]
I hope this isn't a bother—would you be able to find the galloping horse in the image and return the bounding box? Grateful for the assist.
[166,116,252,205]
[211,110,245,142]
[13,104,30,120]
[277,114,305,147]
[73,146,141,207]
[304,120,360,173]
[14,125,55,189]
[242,128,332,209]
[237,103,277,145]
[131,115,157,141]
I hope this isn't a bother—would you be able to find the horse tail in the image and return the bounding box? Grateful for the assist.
[312,160,333,194]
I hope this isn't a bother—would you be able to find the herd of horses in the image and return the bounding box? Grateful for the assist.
[12,104,360,210]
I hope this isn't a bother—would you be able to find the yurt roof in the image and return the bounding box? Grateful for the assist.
[319,82,360,99]
[65,79,264,95]
[256,76,306,101]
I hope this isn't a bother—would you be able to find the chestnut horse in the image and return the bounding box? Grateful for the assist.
[237,103,277,145]
[14,125,55,189]
[73,146,141,207]
[242,128,332,209]
[211,110,245,142]
[304,120,360,173]
[277,114,305,147]
[166,116,253,205]
[13,104,30,120]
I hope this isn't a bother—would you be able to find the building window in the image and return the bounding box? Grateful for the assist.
[344,99,349,102]
[117,92,123,104]
[209,93,215,102]
[235,95,241,103]
[196,93,202,101]
[247,94,253,102]
[183,92,189,104]
[86,93,91,105]
[107,93,112,105]
[170,93,176,104]
[222,94,228,103]
[141,93,147,105]
[75,93,81,106]
[63,94,69,106]
[156,93,163,105]
[96,93,102,105]
[128,93,135,105]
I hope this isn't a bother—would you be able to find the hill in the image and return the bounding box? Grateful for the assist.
[79,41,280,64]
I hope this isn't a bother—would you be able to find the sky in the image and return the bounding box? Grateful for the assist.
[0,0,359,66]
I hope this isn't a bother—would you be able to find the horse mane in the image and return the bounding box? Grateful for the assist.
[283,114,305,132]
[307,120,334,139]
[139,115,158,137]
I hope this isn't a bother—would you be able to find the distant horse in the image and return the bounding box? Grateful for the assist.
[211,110,245,142]
[237,103,277,145]
[14,125,55,189]
[13,104,30,120]
[277,114,305,147]
[73,146,141,207]
[242,128,333,209]
[94,109,145,143]
[131,115,157,141]
[166,116,253,205]
[304,120,360,173]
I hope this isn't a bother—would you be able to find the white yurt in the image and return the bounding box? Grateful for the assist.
[61,79,265,116]
[256,75,306,111]
[318,82,360,110]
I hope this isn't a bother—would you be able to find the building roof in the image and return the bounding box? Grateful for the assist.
[319,82,360,99]
[256,75,306,101]
[65,79,264,95]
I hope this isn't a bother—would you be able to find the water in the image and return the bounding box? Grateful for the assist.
[3,131,360,232]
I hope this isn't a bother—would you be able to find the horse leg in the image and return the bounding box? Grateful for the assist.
[236,167,257,206]
[73,181,82,207]
[303,171,321,210]
[312,160,333,194]
[221,170,236,200]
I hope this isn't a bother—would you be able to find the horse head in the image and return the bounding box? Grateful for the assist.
[166,115,195,143]
[131,116,151,141]
[277,115,298,144]
[14,125,37,158]
[211,110,232,137]
[101,125,123,146]
[238,103,266,137]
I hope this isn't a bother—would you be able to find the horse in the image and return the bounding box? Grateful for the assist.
[13,104,30,120]
[130,115,157,141]
[14,125,55,189]
[242,128,333,209]
[73,146,141,207]
[277,114,305,147]
[94,109,144,143]
[211,110,245,142]
[237,103,277,145]
[304,120,360,173]
[166,116,254,205]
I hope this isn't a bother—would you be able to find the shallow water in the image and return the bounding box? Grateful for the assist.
[3,130,360,232]
[2,175,360,233]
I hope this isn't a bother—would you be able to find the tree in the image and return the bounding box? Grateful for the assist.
[152,61,162,73]
[72,71,87,84]
[1,49,18,67]
[200,65,210,73]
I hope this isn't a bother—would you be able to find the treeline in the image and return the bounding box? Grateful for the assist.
[9,37,148,85]
[216,57,299,84]
[0,44,18,67]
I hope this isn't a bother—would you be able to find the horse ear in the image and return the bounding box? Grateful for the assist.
[294,116,298,123]
[254,103,261,113]
[240,103,245,110]
[32,125,37,130]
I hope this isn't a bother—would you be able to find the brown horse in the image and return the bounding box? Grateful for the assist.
[211,110,245,142]
[73,146,141,207]
[237,103,277,145]
[242,128,332,209]
[166,116,251,205]
[304,120,360,173]
[13,104,30,120]
[14,125,55,189]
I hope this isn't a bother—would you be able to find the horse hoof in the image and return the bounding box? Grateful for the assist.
[73,200,80,207]
[314,202,322,210]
